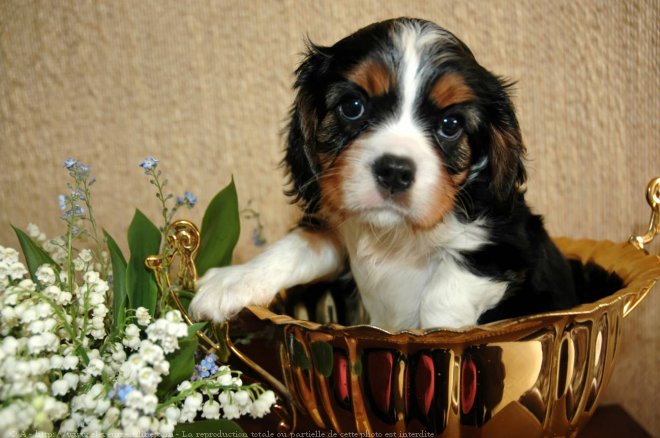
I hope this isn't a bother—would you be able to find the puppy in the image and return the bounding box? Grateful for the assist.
[191,18,582,330]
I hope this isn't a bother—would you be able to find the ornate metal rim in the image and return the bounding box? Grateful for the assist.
[246,238,660,341]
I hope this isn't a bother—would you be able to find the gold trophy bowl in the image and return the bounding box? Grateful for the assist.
[155,177,660,436]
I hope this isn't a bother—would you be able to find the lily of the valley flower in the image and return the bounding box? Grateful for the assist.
[0,156,276,434]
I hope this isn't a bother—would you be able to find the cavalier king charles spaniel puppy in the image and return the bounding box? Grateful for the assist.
[191,17,601,330]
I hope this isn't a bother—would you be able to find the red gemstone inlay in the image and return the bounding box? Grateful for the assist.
[333,352,350,404]
[461,358,478,414]
[415,354,435,416]
[367,351,394,414]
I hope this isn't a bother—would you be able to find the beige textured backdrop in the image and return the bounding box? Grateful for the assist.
[1,0,658,432]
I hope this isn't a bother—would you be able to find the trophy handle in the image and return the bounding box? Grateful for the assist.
[146,220,296,433]
[624,176,660,317]
[629,176,660,251]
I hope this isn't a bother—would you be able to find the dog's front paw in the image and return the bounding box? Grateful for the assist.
[189,265,275,324]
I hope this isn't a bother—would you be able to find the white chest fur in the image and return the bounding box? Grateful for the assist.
[339,215,508,330]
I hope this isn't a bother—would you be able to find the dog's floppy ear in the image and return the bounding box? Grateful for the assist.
[487,81,527,201]
[284,43,331,214]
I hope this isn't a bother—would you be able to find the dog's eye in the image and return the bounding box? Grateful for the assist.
[338,97,365,121]
[439,116,463,140]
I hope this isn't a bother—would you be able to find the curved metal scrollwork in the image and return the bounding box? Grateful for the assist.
[146,220,296,432]
[630,176,660,251]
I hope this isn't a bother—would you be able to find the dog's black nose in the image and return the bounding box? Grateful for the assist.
[372,154,416,194]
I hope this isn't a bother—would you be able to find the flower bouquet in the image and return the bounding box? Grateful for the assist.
[0,158,276,436]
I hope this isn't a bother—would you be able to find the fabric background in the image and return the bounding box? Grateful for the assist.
[0,0,658,432]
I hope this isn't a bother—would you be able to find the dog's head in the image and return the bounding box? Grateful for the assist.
[285,18,526,229]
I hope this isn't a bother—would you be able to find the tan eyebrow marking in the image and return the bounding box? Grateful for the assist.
[345,59,394,96]
[430,73,474,108]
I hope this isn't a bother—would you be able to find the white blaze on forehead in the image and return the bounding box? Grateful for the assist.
[391,21,453,125]
[337,22,462,229]
[396,24,423,123]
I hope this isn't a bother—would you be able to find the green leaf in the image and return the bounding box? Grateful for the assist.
[353,358,363,376]
[158,335,198,398]
[187,321,208,337]
[173,419,245,436]
[210,323,231,363]
[12,226,60,282]
[125,210,161,315]
[311,341,334,377]
[195,178,240,277]
[291,338,311,370]
[104,230,127,331]
[175,289,195,316]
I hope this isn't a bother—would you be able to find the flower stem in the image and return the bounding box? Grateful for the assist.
[80,178,108,275]
[149,169,172,234]
[64,199,78,339]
